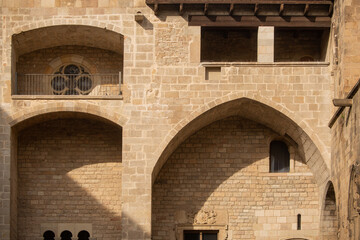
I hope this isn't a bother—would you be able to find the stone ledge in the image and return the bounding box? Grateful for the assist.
[11,95,123,100]
[201,62,330,67]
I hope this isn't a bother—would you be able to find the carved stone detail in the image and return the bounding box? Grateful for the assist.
[194,209,217,225]
[351,163,360,215]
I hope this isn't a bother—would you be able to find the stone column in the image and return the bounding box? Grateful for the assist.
[121,125,152,240]
[257,26,274,63]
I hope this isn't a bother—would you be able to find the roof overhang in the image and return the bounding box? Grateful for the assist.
[146,0,333,27]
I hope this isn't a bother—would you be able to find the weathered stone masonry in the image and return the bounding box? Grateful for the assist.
[0,0,358,239]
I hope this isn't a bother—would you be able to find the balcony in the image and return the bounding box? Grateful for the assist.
[14,73,122,99]
[11,25,124,100]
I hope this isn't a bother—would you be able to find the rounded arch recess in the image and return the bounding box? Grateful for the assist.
[11,22,125,56]
[152,97,330,187]
[8,102,127,130]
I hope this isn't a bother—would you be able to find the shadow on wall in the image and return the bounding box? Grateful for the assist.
[320,181,338,240]
[0,108,11,240]
[152,116,320,240]
[152,98,329,188]
[7,113,146,240]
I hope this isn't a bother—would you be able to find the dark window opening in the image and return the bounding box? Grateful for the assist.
[270,140,290,172]
[78,230,90,240]
[184,232,200,240]
[61,230,73,240]
[201,27,257,62]
[297,214,302,230]
[274,28,329,62]
[184,230,218,240]
[43,230,55,240]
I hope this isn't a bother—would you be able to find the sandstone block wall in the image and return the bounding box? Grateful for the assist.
[153,117,319,240]
[330,91,360,239]
[17,118,122,240]
[0,1,337,239]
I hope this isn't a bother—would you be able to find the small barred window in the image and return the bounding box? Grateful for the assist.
[184,230,218,240]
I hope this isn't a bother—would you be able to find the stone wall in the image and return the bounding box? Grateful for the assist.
[153,117,320,240]
[329,0,360,238]
[0,1,336,240]
[330,91,360,239]
[17,118,122,240]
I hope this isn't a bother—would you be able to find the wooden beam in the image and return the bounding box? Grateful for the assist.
[333,99,353,107]
[189,15,331,27]
[154,3,159,15]
[279,3,284,15]
[254,3,259,15]
[179,3,184,15]
[328,79,360,128]
[328,3,333,16]
[204,3,209,15]
[229,3,235,15]
[146,0,332,5]
[304,3,309,15]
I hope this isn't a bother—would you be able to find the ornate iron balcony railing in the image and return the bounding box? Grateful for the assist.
[15,73,122,97]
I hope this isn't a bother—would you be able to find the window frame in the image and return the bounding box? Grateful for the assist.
[176,225,227,240]
[184,230,218,240]
[269,140,290,173]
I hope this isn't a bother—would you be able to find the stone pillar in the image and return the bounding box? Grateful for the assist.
[188,26,201,63]
[0,123,11,240]
[121,126,152,240]
[257,26,274,63]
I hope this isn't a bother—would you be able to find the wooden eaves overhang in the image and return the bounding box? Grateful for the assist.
[146,0,333,27]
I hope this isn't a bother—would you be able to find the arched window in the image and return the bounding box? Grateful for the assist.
[43,230,55,240]
[51,64,92,95]
[61,230,73,240]
[270,140,290,172]
[78,230,90,240]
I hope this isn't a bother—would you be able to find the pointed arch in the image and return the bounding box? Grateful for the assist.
[321,181,338,240]
[151,97,330,187]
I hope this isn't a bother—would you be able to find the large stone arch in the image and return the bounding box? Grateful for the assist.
[151,95,330,187]
[11,24,125,56]
[7,102,128,128]
[9,19,125,43]
[11,112,123,239]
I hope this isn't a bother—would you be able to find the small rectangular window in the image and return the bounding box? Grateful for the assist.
[184,232,200,240]
[184,231,218,240]
[203,233,217,240]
